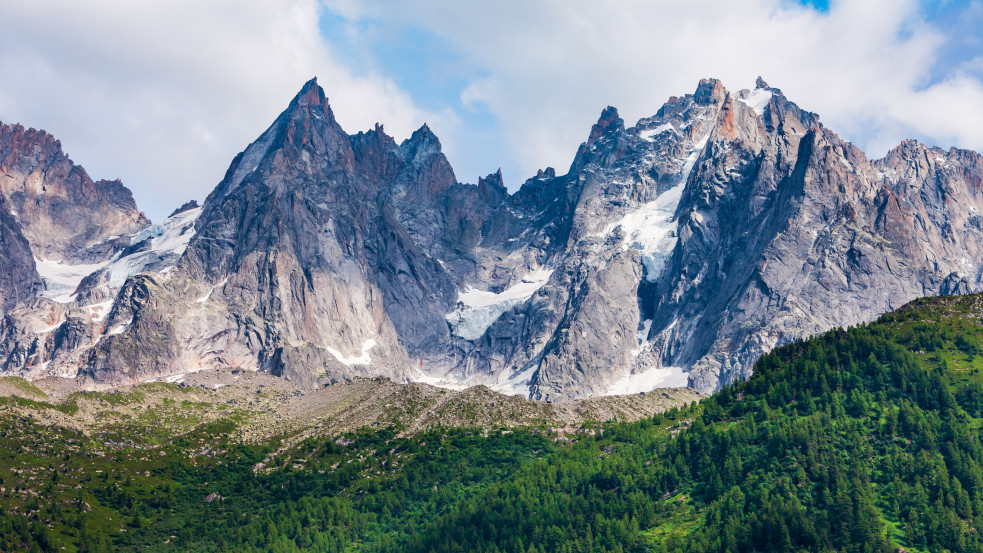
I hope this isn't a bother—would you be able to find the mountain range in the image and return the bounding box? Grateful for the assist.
[1,76,981,401]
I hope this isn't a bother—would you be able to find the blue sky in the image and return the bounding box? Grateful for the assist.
[318,9,516,184]
[1,0,982,220]
[317,0,983,191]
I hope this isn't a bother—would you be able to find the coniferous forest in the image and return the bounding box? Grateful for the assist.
[4,293,983,552]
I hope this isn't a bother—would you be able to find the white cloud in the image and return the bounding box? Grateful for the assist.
[0,0,443,220]
[328,0,983,180]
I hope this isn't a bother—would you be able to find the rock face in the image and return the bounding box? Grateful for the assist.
[0,122,149,263]
[0,193,41,314]
[2,77,983,400]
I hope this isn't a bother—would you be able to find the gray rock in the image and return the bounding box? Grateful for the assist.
[0,193,41,315]
[0,122,149,263]
[5,77,983,403]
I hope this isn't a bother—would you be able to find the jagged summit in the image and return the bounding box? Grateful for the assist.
[401,123,444,163]
[587,106,624,144]
[295,76,327,108]
[168,200,200,218]
[693,77,727,105]
[0,121,149,265]
[1,77,982,403]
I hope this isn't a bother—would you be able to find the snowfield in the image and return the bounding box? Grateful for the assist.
[445,268,553,341]
[327,339,377,366]
[35,258,110,303]
[605,365,689,396]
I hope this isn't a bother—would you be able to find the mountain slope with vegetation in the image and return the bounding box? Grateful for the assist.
[3,293,983,552]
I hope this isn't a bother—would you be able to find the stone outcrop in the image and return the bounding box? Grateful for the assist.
[0,122,149,263]
[0,193,41,315]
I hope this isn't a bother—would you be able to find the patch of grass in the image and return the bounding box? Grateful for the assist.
[0,395,78,415]
[0,376,47,399]
[68,390,145,406]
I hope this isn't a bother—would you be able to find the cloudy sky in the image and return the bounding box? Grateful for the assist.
[1,0,982,221]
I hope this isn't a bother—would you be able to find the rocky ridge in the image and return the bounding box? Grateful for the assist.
[0,77,981,400]
[0,122,149,265]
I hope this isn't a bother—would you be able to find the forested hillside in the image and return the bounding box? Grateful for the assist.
[4,293,983,552]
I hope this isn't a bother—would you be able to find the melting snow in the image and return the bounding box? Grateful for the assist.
[639,123,674,141]
[142,367,206,384]
[631,319,653,357]
[37,322,62,334]
[107,318,134,336]
[327,338,377,366]
[602,134,710,281]
[103,207,202,287]
[84,301,113,322]
[409,369,470,391]
[457,268,553,308]
[33,207,201,304]
[605,365,689,396]
[35,258,110,303]
[489,364,537,397]
[738,88,773,116]
[196,277,228,304]
[445,268,553,340]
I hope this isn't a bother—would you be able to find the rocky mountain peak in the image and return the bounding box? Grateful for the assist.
[587,106,624,144]
[4,76,983,405]
[400,123,444,164]
[693,78,727,105]
[168,200,200,218]
[754,76,770,89]
[477,168,507,200]
[296,77,327,108]
[0,121,149,264]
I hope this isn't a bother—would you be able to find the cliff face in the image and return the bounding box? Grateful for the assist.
[2,78,983,399]
[0,192,41,314]
[641,81,983,392]
[0,123,149,263]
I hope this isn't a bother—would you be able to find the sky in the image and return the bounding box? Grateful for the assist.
[1,0,982,222]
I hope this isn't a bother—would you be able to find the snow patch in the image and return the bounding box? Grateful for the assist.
[35,258,109,303]
[601,134,710,281]
[196,277,228,304]
[103,207,202,287]
[489,364,537,397]
[445,268,553,340]
[84,301,114,322]
[107,318,134,336]
[409,369,470,391]
[327,339,377,366]
[639,123,674,141]
[738,88,772,116]
[37,322,62,335]
[35,207,202,304]
[605,365,689,396]
[631,319,653,357]
[148,367,205,384]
